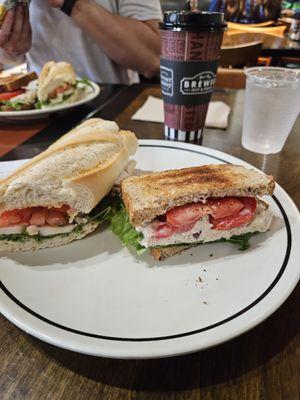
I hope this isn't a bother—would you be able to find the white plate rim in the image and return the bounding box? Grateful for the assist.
[0,81,100,118]
[0,139,299,359]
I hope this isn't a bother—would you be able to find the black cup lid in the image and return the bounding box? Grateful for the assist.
[160,11,227,32]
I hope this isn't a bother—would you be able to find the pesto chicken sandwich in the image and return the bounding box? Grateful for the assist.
[0,118,138,251]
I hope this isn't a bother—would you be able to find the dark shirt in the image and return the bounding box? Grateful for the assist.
[209,0,281,23]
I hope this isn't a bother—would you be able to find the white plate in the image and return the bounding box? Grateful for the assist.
[0,81,100,120]
[0,140,299,359]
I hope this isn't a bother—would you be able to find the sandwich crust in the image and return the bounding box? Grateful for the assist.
[151,245,193,261]
[121,164,275,227]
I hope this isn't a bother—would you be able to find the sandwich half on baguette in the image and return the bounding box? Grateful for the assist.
[0,118,138,252]
[37,61,89,108]
[112,164,275,261]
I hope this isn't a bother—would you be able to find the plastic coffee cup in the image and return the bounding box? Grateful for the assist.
[160,11,226,143]
[242,67,300,154]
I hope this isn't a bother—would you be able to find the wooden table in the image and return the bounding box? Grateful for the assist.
[0,84,299,400]
[222,31,300,57]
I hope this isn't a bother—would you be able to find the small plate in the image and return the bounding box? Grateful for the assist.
[0,140,299,359]
[0,81,100,120]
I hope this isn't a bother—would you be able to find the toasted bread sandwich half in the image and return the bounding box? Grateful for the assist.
[0,118,138,252]
[0,71,37,93]
[111,164,275,261]
[0,71,38,111]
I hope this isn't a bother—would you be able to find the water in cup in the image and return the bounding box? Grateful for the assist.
[242,67,300,154]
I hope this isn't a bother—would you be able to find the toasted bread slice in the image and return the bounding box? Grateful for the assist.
[121,164,275,227]
[151,245,193,261]
[0,72,37,93]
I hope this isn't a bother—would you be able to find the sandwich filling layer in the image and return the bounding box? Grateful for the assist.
[0,205,93,239]
[38,80,90,108]
[0,206,78,236]
[136,197,272,248]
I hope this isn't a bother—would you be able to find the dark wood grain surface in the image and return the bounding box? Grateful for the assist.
[0,84,299,400]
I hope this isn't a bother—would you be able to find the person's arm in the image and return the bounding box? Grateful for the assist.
[50,0,161,78]
[0,5,31,63]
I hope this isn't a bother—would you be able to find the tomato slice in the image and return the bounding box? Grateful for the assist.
[0,89,25,101]
[46,209,68,226]
[55,84,72,94]
[48,84,73,99]
[206,197,244,219]
[0,210,23,227]
[0,205,70,228]
[166,203,210,228]
[211,198,257,230]
[29,208,46,226]
[174,223,195,233]
[155,223,174,239]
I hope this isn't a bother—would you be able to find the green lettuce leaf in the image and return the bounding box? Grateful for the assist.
[215,231,259,250]
[0,100,24,111]
[34,99,49,109]
[89,193,122,223]
[76,77,93,89]
[0,225,83,244]
[153,231,259,252]
[34,92,74,110]
[110,205,146,254]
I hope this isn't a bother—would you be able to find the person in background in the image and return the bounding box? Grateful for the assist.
[0,0,162,84]
[185,0,199,10]
[209,0,281,23]
[281,0,300,16]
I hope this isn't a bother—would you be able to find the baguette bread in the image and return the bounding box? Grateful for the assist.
[0,72,37,93]
[121,164,275,227]
[37,61,77,102]
[0,118,138,214]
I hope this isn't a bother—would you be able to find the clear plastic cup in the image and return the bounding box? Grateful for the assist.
[242,67,300,154]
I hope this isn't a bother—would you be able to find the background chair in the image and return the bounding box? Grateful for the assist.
[215,68,247,89]
[227,21,276,28]
[220,41,263,68]
[227,24,287,37]
[216,41,263,90]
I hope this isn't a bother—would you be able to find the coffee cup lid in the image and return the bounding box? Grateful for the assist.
[160,11,227,32]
